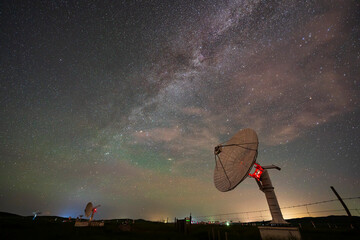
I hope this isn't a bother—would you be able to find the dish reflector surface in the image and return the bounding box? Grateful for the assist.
[85,202,93,217]
[214,128,258,192]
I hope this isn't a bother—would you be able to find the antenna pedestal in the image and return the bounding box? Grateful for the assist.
[258,170,288,225]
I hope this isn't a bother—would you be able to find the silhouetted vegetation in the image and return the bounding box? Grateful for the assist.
[1,212,359,240]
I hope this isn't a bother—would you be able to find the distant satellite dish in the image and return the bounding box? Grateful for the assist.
[214,128,288,225]
[32,211,41,220]
[85,202,93,218]
[84,202,101,221]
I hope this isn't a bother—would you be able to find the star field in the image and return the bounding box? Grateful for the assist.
[1,0,359,221]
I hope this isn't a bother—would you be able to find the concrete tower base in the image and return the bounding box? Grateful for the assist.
[258,226,301,240]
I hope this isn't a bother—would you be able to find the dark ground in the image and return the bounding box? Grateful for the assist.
[1,212,359,240]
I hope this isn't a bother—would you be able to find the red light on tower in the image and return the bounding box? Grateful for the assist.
[94,208,97,212]
[249,163,264,181]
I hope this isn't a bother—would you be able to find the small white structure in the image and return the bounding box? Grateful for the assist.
[74,221,89,227]
[258,226,301,240]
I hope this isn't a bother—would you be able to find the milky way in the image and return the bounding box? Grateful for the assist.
[1,0,359,221]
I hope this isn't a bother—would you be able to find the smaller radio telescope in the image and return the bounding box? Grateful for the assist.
[32,211,41,220]
[85,202,101,221]
[214,128,288,225]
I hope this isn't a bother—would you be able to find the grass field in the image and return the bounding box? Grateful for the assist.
[1,212,359,240]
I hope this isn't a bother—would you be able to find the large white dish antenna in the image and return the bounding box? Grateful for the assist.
[213,128,288,225]
[214,128,258,192]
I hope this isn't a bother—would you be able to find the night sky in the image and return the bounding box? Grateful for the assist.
[1,0,359,221]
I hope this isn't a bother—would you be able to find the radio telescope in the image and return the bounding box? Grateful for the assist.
[214,128,288,225]
[32,211,41,220]
[85,202,101,221]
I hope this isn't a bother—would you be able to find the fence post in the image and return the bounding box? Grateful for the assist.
[311,221,316,229]
[331,186,355,229]
[330,186,352,217]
